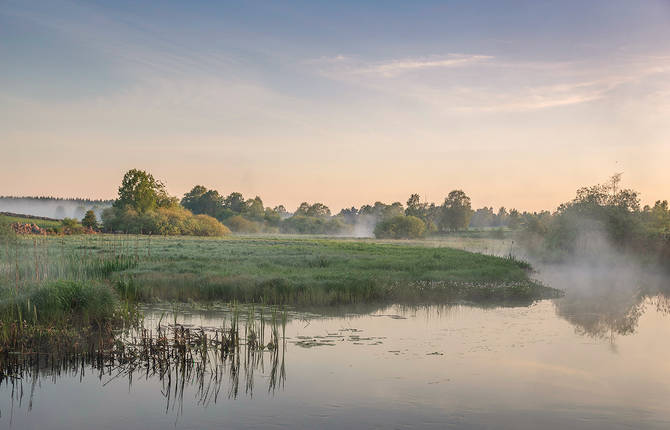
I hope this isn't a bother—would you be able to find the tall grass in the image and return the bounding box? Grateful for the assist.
[0,234,140,349]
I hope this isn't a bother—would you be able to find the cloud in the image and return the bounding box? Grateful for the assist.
[356,55,493,77]
[310,53,670,114]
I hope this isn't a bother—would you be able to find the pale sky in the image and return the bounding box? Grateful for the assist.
[1,0,669,212]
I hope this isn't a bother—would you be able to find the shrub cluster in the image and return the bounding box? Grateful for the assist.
[101,206,230,236]
[280,215,350,235]
[374,215,426,239]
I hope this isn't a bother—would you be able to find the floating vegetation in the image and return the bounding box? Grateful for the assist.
[290,327,385,348]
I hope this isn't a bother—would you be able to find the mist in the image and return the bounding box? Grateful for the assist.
[0,197,112,220]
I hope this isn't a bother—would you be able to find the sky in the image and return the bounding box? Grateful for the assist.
[1,0,669,212]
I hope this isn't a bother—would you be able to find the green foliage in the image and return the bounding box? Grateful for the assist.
[264,207,282,227]
[0,281,118,327]
[439,190,474,232]
[114,169,175,213]
[181,185,224,217]
[643,200,670,233]
[101,206,229,236]
[81,210,98,229]
[244,196,265,221]
[518,174,670,263]
[0,213,61,230]
[294,202,332,217]
[0,221,13,242]
[374,215,426,239]
[225,215,261,233]
[95,235,554,305]
[280,215,348,234]
[360,201,404,221]
[61,217,85,234]
[193,214,232,236]
[223,192,246,214]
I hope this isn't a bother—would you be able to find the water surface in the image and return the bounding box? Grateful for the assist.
[2,288,669,429]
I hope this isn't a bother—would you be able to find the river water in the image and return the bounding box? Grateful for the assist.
[2,260,669,429]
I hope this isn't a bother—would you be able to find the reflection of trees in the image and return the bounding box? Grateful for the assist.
[554,288,646,340]
[552,273,670,341]
[0,323,286,418]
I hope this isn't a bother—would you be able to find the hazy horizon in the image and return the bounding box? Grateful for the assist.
[2,0,669,212]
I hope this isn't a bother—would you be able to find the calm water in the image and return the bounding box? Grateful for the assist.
[2,266,670,429]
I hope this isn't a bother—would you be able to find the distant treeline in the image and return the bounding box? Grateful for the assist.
[4,171,670,262]
[513,174,670,264]
[0,196,113,220]
[0,196,113,203]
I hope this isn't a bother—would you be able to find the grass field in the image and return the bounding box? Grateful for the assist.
[0,213,62,229]
[3,234,559,305]
[0,233,562,349]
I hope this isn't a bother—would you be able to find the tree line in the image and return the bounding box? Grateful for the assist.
[9,169,670,258]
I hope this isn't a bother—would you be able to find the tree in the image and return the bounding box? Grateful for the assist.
[439,190,473,232]
[470,207,494,228]
[295,202,331,217]
[181,185,207,211]
[244,196,265,221]
[114,169,171,214]
[496,207,508,226]
[508,209,522,229]
[223,192,246,214]
[264,207,281,226]
[181,186,224,217]
[405,194,427,218]
[337,207,358,223]
[307,202,331,217]
[374,215,426,239]
[81,210,98,229]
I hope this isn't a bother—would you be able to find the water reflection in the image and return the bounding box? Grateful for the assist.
[0,320,286,419]
[539,261,670,341]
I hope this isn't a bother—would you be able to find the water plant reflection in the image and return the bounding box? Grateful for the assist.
[0,314,287,419]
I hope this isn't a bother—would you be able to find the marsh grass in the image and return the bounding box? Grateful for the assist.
[0,234,141,349]
[0,310,288,413]
[104,235,557,305]
[0,233,559,351]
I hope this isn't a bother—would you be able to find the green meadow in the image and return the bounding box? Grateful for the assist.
[0,234,559,323]
[0,213,62,229]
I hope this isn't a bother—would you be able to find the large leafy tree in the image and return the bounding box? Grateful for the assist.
[439,190,473,232]
[244,196,265,221]
[181,185,224,217]
[114,169,173,213]
[223,192,246,214]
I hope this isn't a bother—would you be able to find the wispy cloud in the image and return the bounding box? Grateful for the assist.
[310,53,670,113]
[357,55,493,77]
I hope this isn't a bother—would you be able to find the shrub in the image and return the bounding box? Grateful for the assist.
[192,214,231,236]
[81,210,98,229]
[225,215,260,233]
[61,218,85,234]
[280,216,349,234]
[101,206,229,236]
[374,215,426,239]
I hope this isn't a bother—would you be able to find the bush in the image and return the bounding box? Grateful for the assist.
[192,214,231,236]
[101,206,229,236]
[280,216,349,234]
[225,215,260,233]
[81,210,98,229]
[61,218,85,234]
[374,215,426,239]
